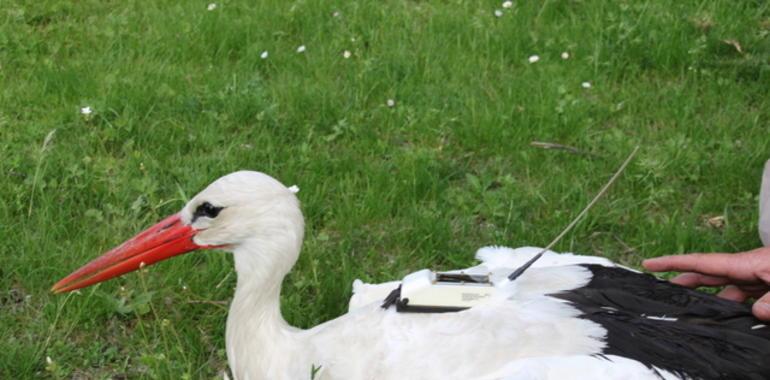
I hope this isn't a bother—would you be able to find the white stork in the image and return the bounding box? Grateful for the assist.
[53,171,770,380]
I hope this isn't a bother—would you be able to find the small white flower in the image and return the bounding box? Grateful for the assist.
[46,356,53,365]
[561,51,570,60]
[207,3,217,11]
[296,45,306,53]
[332,11,341,18]
[386,99,396,108]
[182,285,188,291]
[494,9,503,17]
[581,81,592,89]
[528,55,540,63]
[502,1,513,8]
[80,106,92,115]
[260,51,269,59]
[343,50,352,59]
[288,185,300,193]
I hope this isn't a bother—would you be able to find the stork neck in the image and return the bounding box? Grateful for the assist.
[230,236,299,324]
[226,240,307,379]
[232,266,286,324]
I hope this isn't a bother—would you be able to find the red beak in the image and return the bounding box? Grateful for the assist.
[52,213,206,293]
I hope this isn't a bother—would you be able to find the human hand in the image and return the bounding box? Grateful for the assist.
[643,246,770,321]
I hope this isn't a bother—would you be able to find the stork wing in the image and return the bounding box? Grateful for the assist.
[555,264,770,380]
[342,248,770,380]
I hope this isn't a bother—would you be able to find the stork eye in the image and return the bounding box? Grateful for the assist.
[193,202,223,221]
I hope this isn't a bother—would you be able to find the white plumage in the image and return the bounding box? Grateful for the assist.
[175,171,675,379]
[61,171,770,379]
[348,247,613,311]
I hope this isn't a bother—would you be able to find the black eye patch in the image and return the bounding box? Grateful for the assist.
[192,201,224,222]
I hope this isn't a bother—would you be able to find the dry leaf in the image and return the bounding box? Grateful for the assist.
[705,215,726,229]
[722,39,744,54]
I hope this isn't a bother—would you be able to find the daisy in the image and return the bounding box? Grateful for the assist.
[581,81,592,89]
[260,51,269,59]
[343,50,352,59]
[528,55,540,63]
[207,3,217,11]
[502,1,513,8]
[297,45,306,53]
[494,9,503,17]
[561,52,570,60]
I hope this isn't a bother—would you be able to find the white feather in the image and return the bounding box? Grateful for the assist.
[348,246,614,312]
[180,171,684,380]
[477,355,679,380]
[349,279,400,310]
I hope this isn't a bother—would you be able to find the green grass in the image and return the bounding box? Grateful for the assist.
[2,0,769,378]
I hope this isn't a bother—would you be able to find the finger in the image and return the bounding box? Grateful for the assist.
[717,285,749,302]
[753,293,770,321]
[643,255,704,272]
[669,272,731,288]
[643,253,749,280]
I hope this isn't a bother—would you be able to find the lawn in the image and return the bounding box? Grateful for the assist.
[2,0,769,378]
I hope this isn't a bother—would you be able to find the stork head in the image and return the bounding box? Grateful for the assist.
[52,171,304,293]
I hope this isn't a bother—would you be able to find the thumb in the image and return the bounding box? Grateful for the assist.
[752,293,770,321]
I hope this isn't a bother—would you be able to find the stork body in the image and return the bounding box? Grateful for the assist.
[225,248,612,379]
[53,171,770,380]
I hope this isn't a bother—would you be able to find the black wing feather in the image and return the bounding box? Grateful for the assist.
[552,264,770,380]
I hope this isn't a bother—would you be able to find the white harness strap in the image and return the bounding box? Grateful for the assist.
[760,159,770,246]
